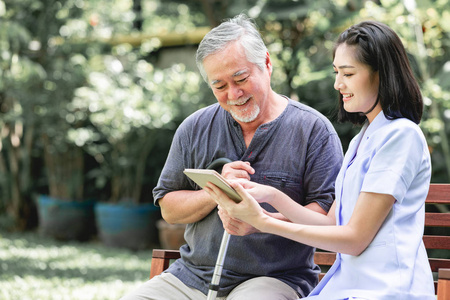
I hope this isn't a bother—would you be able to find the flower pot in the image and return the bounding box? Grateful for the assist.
[95,202,161,250]
[36,195,96,241]
[156,219,186,250]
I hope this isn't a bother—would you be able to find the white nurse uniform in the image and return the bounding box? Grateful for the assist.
[304,112,435,300]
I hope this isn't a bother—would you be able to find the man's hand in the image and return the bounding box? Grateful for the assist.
[221,161,255,180]
[218,205,259,235]
[217,161,258,235]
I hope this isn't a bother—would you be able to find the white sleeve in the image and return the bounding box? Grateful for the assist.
[361,123,427,203]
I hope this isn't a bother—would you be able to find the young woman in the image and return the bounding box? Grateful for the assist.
[205,21,435,300]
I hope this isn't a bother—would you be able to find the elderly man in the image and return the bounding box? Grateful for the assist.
[122,13,342,300]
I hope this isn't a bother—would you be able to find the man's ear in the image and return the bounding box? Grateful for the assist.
[266,52,273,75]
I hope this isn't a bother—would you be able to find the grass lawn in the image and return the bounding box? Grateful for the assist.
[0,229,154,300]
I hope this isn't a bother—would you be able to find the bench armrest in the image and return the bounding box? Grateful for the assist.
[149,249,181,279]
[438,268,450,300]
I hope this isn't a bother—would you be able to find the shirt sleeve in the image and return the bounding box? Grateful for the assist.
[304,130,344,212]
[152,120,193,205]
[361,123,427,203]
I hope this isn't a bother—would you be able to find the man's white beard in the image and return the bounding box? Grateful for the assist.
[230,104,260,123]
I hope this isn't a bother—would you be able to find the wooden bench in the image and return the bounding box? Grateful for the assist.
[149,184,450,299]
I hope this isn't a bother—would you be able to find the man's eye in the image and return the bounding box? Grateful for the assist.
[216,85,226,90]
[237,77,248,83]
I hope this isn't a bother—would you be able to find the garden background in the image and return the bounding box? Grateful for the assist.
[0,0,449,299]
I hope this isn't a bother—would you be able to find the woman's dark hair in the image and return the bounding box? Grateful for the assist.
[333,21,423,125]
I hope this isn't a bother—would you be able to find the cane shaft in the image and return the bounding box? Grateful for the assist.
[207,231,231,300]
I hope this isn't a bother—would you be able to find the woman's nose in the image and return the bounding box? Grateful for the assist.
[334,79,343,91]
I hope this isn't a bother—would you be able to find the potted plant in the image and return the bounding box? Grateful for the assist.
[36,144,97,241]
[35,52,97,241]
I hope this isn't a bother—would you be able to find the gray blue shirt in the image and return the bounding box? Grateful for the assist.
[153,97,343,297]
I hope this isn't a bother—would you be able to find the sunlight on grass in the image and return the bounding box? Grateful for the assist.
[0,276,142,300]
[0,230,153,300]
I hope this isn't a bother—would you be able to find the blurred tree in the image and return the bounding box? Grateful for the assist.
[252,0,450,182]
[0,0,213,226]
[1,0,448,230]
[65,0,213,203]
[71,57,209,203]
[0,0,90,228]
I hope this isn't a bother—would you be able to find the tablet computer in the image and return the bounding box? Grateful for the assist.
[183,169,241,203]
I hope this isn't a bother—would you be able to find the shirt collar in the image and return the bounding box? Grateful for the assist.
[363,110,390,139]
[344,111,388,165]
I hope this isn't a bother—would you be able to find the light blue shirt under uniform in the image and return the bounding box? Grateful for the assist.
[305,112,435,300]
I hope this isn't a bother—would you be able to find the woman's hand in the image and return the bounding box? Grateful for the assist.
[236,180,277,205]
[204,180,265,228]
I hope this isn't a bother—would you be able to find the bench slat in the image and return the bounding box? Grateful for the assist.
[423,235,450,250]
[425,213,450,227]
[313,252,336,265]
[425,184,450,203]
[430,259,450,273]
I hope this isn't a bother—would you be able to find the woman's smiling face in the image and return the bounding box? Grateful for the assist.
[333,44,381,123]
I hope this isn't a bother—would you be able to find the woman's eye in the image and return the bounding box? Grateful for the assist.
[333,70,353,77]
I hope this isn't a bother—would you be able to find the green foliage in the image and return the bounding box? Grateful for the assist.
[70,53,209,202]
[0,0,213,218]
[255,0,450,181]
[0,0,449,227]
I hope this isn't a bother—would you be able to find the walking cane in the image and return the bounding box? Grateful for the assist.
[207,230,231,300]
[205,158,233,300]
